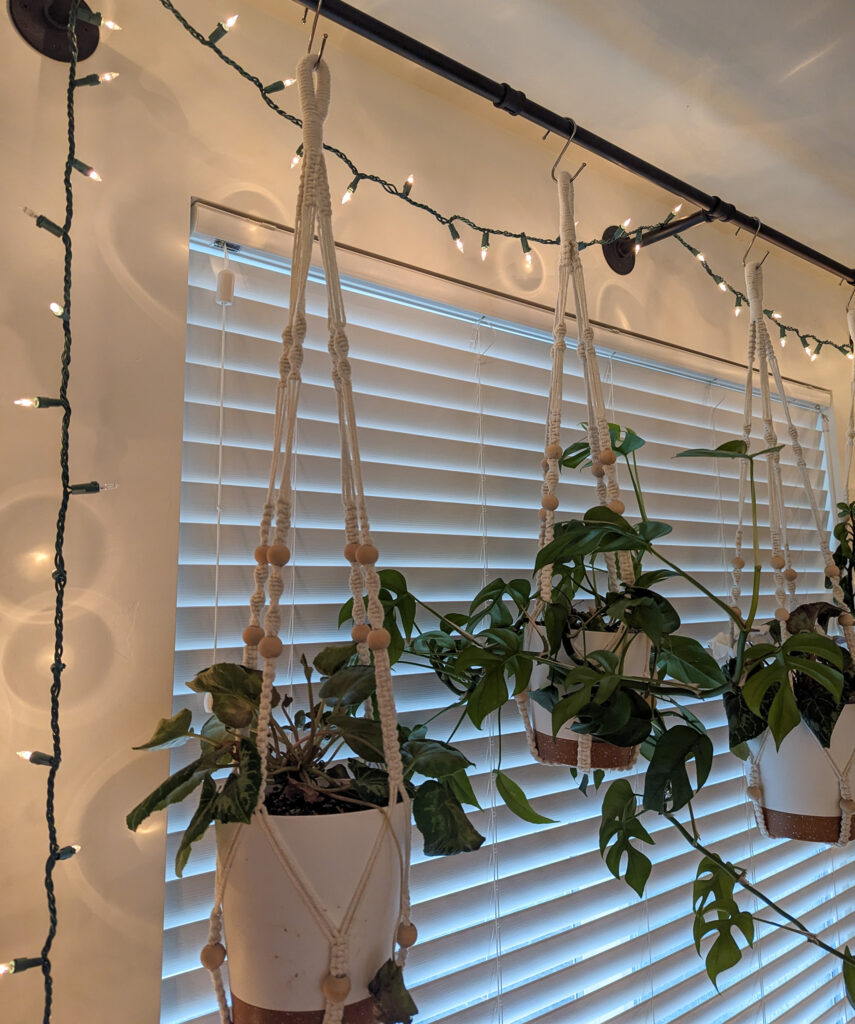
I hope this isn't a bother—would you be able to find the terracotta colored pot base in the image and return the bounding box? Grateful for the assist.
[534,730,637,770]
[761,806,842,844]
[232,993,376,1024]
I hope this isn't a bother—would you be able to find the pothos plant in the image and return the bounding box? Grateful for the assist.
[127,574,485,1024]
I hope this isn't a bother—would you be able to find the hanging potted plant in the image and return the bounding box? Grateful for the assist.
[127,628,483,1024]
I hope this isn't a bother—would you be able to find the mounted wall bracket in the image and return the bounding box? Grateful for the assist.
[9,0,99,63]
[601,197,736,276]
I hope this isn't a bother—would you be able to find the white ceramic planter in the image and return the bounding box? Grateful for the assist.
[529,628,652,771]
[747,703,855,844]
[217,802,408,1023]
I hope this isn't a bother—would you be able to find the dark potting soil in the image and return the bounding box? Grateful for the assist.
[263,777,380,817]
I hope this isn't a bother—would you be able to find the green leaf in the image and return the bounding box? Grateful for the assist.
[723,689,767,748]
[412,780,486,856]
[368,959,419,1024]
[200,714,230,745]
[675,439,749,460]
[766,679,801,749]
[659,635,727,690]
[133,708,195,750]
[319,665,376,706]
[635,520,672,543]
[692,856,754,989]
[313,643,357,677]
[446,767,481,809]
[843,947,855,1010]
[328,713,387,762]
[126,752,217,832]
[613,426,646,456]
[783,630,844,668]
[337,596,355,628]
[635,568,680,589]
[466,665,509,728]
[402,738,474,779]
[643,725,713,812]
[186,662,264,699]
[598,779,653,898]
[174,775,217,877]
[213,739,261,823]
[552,685,595,734]
[377,568,409,596]
[494,770,556,824]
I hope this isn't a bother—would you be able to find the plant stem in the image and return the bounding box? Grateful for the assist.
[665,812,855,968]
[414,597,480,642]
[628,452,648,522]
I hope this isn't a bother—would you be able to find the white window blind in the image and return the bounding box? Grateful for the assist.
[161,221,853,1024]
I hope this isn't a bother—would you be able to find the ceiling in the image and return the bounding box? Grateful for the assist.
[265,0,855,268]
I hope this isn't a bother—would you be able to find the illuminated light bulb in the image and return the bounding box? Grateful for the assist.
[208,15,237,42]
[804,344,812,358]
[448,223,464,254]
[772,311,782,319]
[622,218,631,228]
[734,296,742,317]
[290,144,303,169]
[673,203,683,214]
[102,19,121,30]
[76,10,122,30]
[17,750,55,766]
[634,243,641,254]
[718,281,727,292]
[74,72,120,87]
[341,176,360,204]
[779,325,787,347]
[14,396,62,409]
[520,233,532,267]
[480,231,489,261]
[401,174,414,198]
[0,957,42,976]
[263,79,295,94]
[696,252,705,262]
[49,302,64,317]
[72,158,101,182]
[848,350,854,361]
[810,351,817,362]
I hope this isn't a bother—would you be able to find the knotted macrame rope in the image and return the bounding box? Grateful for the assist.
[516,171,635,772]
[736,262,855,844]
[203,54,412,1022]
[845,311,855,503]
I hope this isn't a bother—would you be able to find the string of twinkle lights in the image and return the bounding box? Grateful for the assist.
[155,0,854,362]
[4,2,120,1018]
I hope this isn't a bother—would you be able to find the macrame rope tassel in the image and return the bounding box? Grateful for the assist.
[845,310,855,503]
[204,53,413,1022]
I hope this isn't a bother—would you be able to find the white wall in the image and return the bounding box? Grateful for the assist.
[1,3,850,1023]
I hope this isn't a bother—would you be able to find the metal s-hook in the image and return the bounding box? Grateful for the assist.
[847,286,855,313]
[741,217,769,266]
[315,33,328,67]
[544,122,585,183]
[307,0,323,54]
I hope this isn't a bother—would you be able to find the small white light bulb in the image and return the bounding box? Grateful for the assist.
[224,15,239,29]
[622,218,631,229]
[99,72,119,83]
[672,203,683,215]
[456,238,464,253]
[14,398,36,408]
[848,351,854,361]
[102,19,122,31]
[634,243,641,254]
[697,252,705,262]
[772,311,782,319]
[49,302,64,317]
[718,282,727,292]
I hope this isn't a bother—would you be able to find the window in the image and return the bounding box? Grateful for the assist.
[161,207,852,1024]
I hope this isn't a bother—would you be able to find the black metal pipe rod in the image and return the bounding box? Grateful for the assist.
[640,210,708,249]
[295,0,855,284]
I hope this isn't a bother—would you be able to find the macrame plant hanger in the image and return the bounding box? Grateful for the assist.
[844,305,855,503]
[515,169,636,772]
[732,260,855,846]
[200,53,413,1024]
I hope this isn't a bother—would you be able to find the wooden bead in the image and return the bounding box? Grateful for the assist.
[731,557,745,570]
[267,544,291,567]
[608,499,625,515]
[242,625,265,646]
[784,567,798,581]
[258,635,283,659]
[538,508,548,521]
[541,493,559,511]
[826,564,841,578]
[591,461,605,478]
[840,798,855,814]
[599,449,617,466]
[351,623,371,643]
[322,974,351,1002]
[254,545,269,565]
[356,543,379,565]
[545,442,563,459]
[343,542,360,563]
[368,627,391,650]
[746,785,762,802]
[200,943,226,971]
[770,554,786,570]
[540,459,550,472]
[397,922,418,948]
[774,607,790,621]
[839,612,855,627]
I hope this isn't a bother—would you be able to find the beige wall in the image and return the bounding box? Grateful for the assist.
[1,3,850,1022]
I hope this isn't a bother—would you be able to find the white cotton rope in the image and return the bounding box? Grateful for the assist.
[845,311,855,503]
[203,53,412,1023]
[515,170,635,770]
[736,263,855,845]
